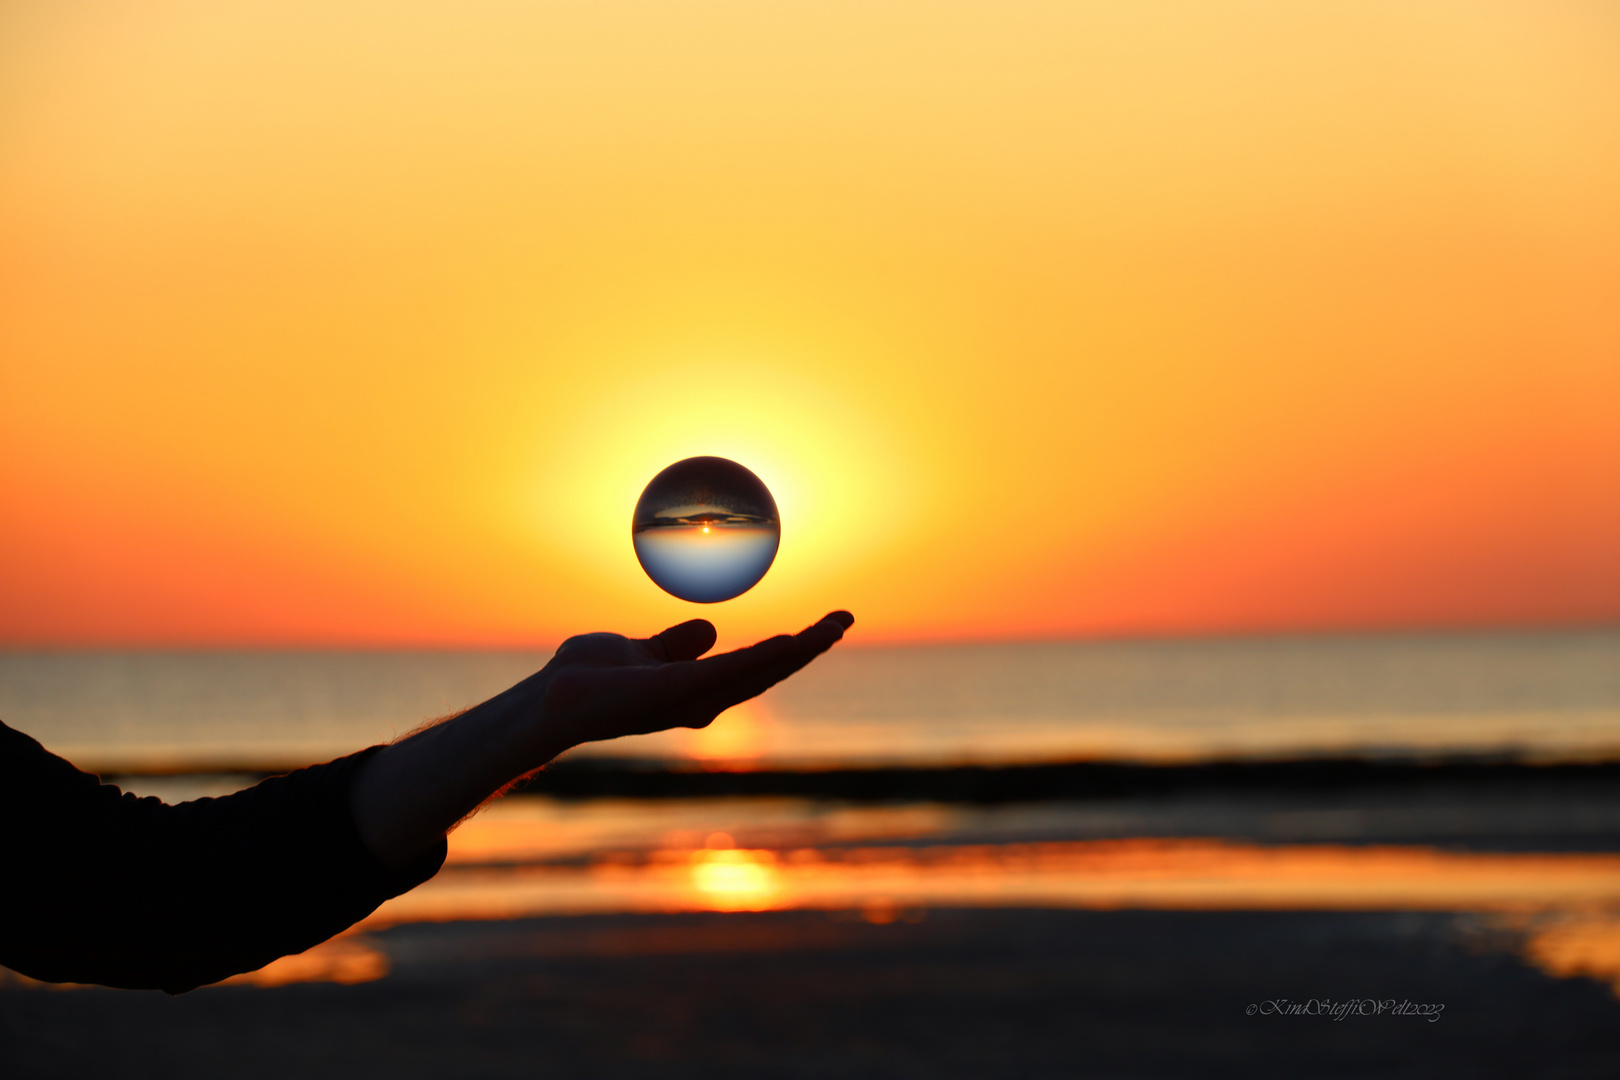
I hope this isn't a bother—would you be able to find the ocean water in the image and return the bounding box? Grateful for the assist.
[0,631,1616,773]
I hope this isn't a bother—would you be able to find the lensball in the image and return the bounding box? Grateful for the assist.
[632,456,780,603]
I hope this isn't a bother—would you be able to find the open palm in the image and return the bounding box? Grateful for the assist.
[537,611,854,747]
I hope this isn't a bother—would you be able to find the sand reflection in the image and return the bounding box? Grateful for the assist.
[19,804,1620,991]
[221,934,389,988]
[1508,911,1620,997]
[688,834,781,911]
[11,838,1617,991]
[378,836,1620,923]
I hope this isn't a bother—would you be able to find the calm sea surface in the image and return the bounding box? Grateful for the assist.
[1,631,1616,772]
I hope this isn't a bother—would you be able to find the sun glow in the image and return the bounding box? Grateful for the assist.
[679,699,774,766]
[689,849,780,911]
[520,350,920,647]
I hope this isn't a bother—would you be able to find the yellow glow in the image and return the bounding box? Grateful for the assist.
[221,934,388,987]
[689,848,781,911]
[679,700,773,766]
[1517,911,1620,998]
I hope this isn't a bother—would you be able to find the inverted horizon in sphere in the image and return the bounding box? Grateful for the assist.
[633,457,781,603]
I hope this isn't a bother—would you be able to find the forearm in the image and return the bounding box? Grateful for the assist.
[348,669,572,869]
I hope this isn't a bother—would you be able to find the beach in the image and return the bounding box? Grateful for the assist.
[5,634,1620,1075]
[7,765,1620,1075]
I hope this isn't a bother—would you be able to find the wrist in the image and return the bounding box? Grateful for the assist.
[499,667,579,773]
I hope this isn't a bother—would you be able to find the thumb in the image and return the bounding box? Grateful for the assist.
[645,619,718,662]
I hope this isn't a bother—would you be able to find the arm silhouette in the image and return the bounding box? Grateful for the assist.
[350,611,853,867]
[0,611,852,992]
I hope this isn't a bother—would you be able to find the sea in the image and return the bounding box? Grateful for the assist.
[2,630,1616,774]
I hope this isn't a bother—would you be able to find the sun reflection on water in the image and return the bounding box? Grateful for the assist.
[689,833,781,911]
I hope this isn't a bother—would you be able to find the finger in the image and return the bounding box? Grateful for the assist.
[799,611,853,648]
[643,619,718,663]
[755,611,850,663]
[821,610,855,632]
[658,610,854,721]
[662,611,850,682]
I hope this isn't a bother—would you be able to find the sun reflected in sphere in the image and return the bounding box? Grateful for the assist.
[633,456,780,603]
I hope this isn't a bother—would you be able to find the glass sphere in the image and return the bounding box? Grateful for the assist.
[632,456,781,603]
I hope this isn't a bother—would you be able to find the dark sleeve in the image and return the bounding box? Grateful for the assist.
[0,720,445,994]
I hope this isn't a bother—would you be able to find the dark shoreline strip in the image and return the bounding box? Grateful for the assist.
[509,758,1620,803]
[97,757,1620,802]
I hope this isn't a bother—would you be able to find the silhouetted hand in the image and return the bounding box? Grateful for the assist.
[351,610,855,868]
[540,611,855,745]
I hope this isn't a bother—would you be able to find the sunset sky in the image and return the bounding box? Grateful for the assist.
[1,1,1616,647]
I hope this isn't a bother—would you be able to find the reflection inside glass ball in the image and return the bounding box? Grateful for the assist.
[632,456,781,603]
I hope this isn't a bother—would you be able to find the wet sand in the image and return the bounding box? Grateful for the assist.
[4,908,1619,1078]
[9,760,1620,1074]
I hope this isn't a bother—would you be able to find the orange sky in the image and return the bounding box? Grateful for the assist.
[1,1,1617,647]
